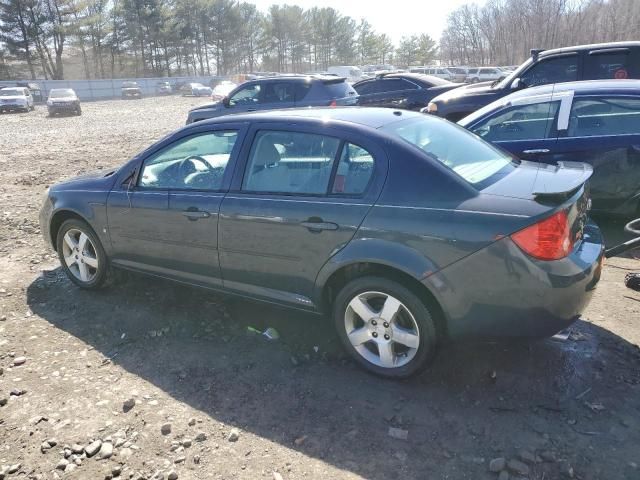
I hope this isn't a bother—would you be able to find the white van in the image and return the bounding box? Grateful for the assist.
[327,66,364,83]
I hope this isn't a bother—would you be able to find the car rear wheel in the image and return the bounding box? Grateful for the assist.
[56,219,110,289]
[334,276,437,378]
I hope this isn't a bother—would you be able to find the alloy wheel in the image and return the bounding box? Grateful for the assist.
[61,228,100,283]
[344,291,420,369]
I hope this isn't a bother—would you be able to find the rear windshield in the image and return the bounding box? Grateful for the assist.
[323,81,357,99]
[380,116,513,186]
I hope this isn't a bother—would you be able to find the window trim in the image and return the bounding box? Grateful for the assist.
[563,94,640,139]
[519,53,579,86]
[135,130,241,193]
[329,141,377,198]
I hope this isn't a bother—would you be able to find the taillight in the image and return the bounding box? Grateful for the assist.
[328,99,337,107]
[511,209,573,261]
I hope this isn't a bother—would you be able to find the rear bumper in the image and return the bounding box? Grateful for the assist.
[426,220,605,338]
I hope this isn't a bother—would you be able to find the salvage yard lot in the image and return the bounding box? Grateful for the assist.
[1,96,639,479]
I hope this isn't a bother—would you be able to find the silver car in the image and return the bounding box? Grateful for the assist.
[0,87,35,113]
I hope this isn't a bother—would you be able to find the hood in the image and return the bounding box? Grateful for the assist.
[0,95,27,101]
[482,160,593,200]
[428,83,463,94]
[191,102,222,112]
[431,81,498,103]
[52,169,118,191]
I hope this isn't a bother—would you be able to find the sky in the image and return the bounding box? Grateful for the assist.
[250,0,486,43]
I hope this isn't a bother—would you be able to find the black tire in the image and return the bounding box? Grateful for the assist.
[76,107,82,116]
[333,276,438,378]
[56,219,110,289]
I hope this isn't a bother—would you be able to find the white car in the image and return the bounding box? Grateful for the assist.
[211,81,238,102]
[327,66,364,83]
[181,83,213,97]
[408,67,455,82]
[0,87,34,113]
[465,67,504,83]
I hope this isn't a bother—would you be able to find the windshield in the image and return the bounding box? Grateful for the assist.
[0,88,23,96]
[380,116,513,186]
[496,58,532,89]
[49,89,75,99]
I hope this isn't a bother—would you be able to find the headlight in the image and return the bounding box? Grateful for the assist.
[427,102,438,114]
[47,100,53,106]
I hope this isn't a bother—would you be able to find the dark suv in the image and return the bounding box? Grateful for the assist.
[352,73,460,111]
[426,41,640,121]
[186,75,358,123]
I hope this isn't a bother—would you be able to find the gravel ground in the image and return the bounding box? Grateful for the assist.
[0,96,639,480]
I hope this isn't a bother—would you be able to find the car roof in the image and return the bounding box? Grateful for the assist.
[540,41,640,58]
[192,107,423,130]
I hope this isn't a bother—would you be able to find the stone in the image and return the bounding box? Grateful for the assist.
[387,427,409,441]
[161,423,172,435]
[112,465,122,476]
[10,388,26,396]
[181,439,192,448]
[167,472,178,480]
[175,455,186,464]
[227,429,240,442]
[507,459,530,476]
[123,398,136,412]
[294,435,307,446]
[195,432,207,442]
[47,438,58,447]
[8,464,21,474]
[56,459,69,470]
[12,356,26,366]
[539,450,557,462]
[518,450,536,464]
[188,418,196,426]
[98,442,114,459]
[193,455,201,464]
[71,443,84,454]
[120,448,133,458]
[0,397,7,407]
[489,458,506,472]
[498,471,510,480]
[273,473,284,480]
[65,464,76,474]
[85,439,102,457]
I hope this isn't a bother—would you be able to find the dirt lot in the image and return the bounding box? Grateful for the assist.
[1,96,639,480]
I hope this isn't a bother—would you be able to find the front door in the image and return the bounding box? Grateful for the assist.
[218,125,386,309]
[106,127,244,286]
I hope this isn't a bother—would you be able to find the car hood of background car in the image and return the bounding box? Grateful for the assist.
[482,160,593,200]
[431,81,499,102]
[0,95,26,101]
[427,83,463,94]
[190,102,223,112]
[51,169,118,192]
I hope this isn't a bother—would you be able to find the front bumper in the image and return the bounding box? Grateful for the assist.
[0,103,28,111]
[48,102,80,113]
[426,220,605,338]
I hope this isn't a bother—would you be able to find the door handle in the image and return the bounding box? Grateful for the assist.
[522,149,550,155]
[182,209,210,220]
[300,219,339,232]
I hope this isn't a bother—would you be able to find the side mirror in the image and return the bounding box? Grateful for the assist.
[222,96,230,107]
[511,78,523,90]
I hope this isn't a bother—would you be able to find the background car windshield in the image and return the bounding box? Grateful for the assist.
[49,89,75,98]
[0,88,22,96]
[380,116,513,185]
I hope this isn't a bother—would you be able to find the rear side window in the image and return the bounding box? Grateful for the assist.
[243,130,340,195]
[379,79,415,92]
[354,80,379,95]
[323,80,357,99]
[567,97,640,137]
[520,55,578,87]
[295,82,312,101]
[332,143,374,195]
[585,51,634,80]
[471,101,560,141]
[261,82,295,103]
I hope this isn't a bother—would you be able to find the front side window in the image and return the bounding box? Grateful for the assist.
[585,52,634,80]
[470,101,560,141]
[139,131,238,190]
[332,143,374,195]
[568,97,640,137]
[520,55,578,87]
[243,130,340,194]
[379,79,413,92]
[381,116,513,186]
[229,85,261,106]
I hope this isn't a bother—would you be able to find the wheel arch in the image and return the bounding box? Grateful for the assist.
[49,209,91,248]
[318,259,449,340]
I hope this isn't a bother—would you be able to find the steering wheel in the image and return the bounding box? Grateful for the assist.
[178,155,212,179]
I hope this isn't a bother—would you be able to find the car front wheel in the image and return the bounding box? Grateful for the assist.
[334,276,437,378]
[56,219,110,289]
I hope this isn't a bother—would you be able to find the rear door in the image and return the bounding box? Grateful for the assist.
[354,79,382,107]
[552,94,640,213]
[218,123,387,309]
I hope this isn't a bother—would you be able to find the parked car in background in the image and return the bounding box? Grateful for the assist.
[156,81,173,95]
[211,80,238,102]
[121,81,143,99]
[353,73,459,111]
[47,88,81,116]
[0,87,34,112]
[17,82,43,102]
[426,41,640,121]
[465,67,504,83]
[447,67,468,83]
[186,75,358,123]
[327,66,364,83]
[40,107,603,378]
[460,80,640,216]
[409,67,455,82]
[181,82,213,97]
